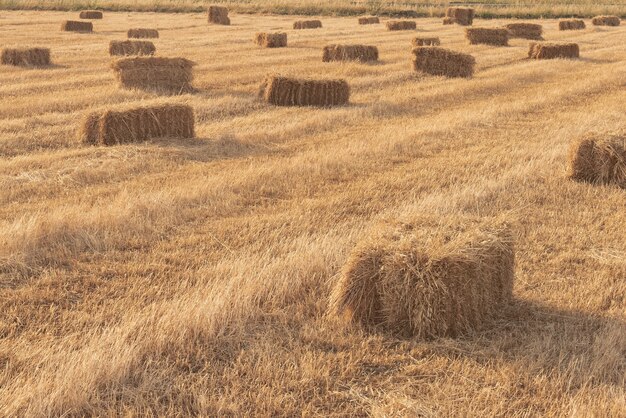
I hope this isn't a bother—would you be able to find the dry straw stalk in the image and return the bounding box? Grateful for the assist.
[259,76,349,107]
[254,32,287,48]
[569,133,626,188]
[109,40,156,56]
[412,37,440,47]
[322,44,378,62]
[358,16,379,25]
[505,23,543,40]
[592,16,620,26]
[79,10,103,19]
[208,5,230,25]
[293,20,322,29]
[412,46,475,78]
[386,20,416,31]
[466,28,509,46]
[444,7,474,26]
[528,42,579,59]
[1,48,50,66]
[128,28,159,39]
[559,19,586,30]
[111,57,195,94]
[61,20,93,32]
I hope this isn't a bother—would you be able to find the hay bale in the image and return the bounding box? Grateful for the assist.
[1,48,50,66]
[358,16,380,25]
[254,32,287,48]
[293,20,322,29]
[79,10,103,19]
[569,133,626,188]
[109,40,156,56]
[412,37,440,47]
[505,23,543,40]
[386,20,416,31]
[592,15,620,26]
[466,28,509,46]
[322,44,378,62]
[127,28,159,39]
[528,42,579,59]
[111,57,195,94]
[559,19,586,30]
[329,215,515,339]
[444,7,474,26]
[412,46,475,78]
[61,20,93,32]
[80,104,195,146]
[208,5,230,25]
[259,76,349,107]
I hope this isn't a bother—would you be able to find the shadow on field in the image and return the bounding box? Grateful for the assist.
[151,135,269,162]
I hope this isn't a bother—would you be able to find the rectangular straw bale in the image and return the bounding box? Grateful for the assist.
[80,104,195,146]
[559,19,586,30]
[293,20,322,29]
[322,44,378,62]
[1,48,50,66]
[111,57,195,94]
[329,215,515,339]
[505,23,543,40]
[259,76,349,107]
[386,20,416,31]
[466,27,509,46]
[128,28,159,39]
[109,40,156,56]
[358,16,380,25]
[61,20,93,32]
[79,10,103,19]
[412,46,475,78]
[569,133,626,188]
[592,15,620,26]
[208,5,230,25]
[443,17,455,25]
[254,32,287,48]
[528,42,579,59]
[412,37,440,46]
[444,7,474,25]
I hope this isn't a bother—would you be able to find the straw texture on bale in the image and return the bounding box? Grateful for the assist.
[528,42,579,59]
[386,20,416,31]
[444,7,474,26]
[322,44,378,62]
[61,20,93,32]
[412,37,440,47]
[1,48,50,66]
[412,46,475,78]
[111,57,195,93]
[505,23,543,40]
[79,10,103,19]
[559,19,586,30]
[329,215,515,339]
[208,5,230,25]
[592,16,620,26]
[293,20,322,29]
[569,133,626,188]
[358,16,380,25]
[127,28,159,39]
[466,28,509,46]
[109,40,156,56]
[254,32,287,48]
[80,104,195,146]
[259,76,349,107]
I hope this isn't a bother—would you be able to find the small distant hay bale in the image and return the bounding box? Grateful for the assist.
[259,76,349,107]
[386,20,416,31]
[254,32,287,48]
[80,104,195,146]
[109,40,156,56]
[61,20,93,32]
[505,23,543,40]
[293,20,322,29]
[329,215,515,339]
[466,28,509,46]
[79,10,102,19]
[528,42,579,59]
[358,16,379,25]
[412,46,475,78]
[592,15,620,26]
[128,28,159,39]
[569,133,626,188]
[1,48,50,66]
[444,7,474,26]
[412,37,440,47]
[559,19,586,30]
[322,44,378,62]
[111,57,195,94]
[208,5,230,25]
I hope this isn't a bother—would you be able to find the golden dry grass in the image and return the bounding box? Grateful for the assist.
[1,10,625,417]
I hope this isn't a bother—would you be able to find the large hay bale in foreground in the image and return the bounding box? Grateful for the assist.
[358,16,379,25]
[412,46,475,78]
[505,23,543,40]
[259,76,349,107]
[128,28,159,39]
[1,48,50,66]
[293,20,322,29]
[61,20,93,32]
[569,133,626,188]
[528,42,579,59]
[592,15,620,26]
[559,19,586,30]
[208,5,230,25]
[329,215,515,339]
[109,40,156,56]
[322,44,378,62]
[80,104,195,146]
[79,10,103,19]
[254,32,287,48]
[466,28,509,46]
[444,7,474,26]
[412,37,440,47]
[111,57,195,94]
[386,20,416,31]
